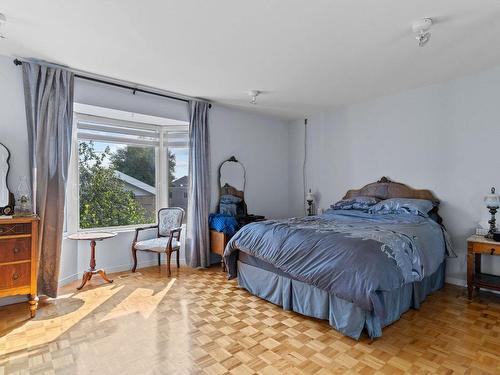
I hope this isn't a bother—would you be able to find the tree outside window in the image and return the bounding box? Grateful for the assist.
[78,141,178,229]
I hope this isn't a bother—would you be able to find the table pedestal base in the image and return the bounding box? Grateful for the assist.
[77,269,113,290]
[76,239,114,290]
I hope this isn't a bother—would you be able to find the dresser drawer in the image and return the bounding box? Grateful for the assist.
[472,242,500,255]
[0,223,30,236]
[0,263,30,290]
[0,238,31,263]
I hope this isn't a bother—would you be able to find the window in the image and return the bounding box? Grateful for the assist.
[78,140,157,229]
[167,132,189,223]
[70,105,189,231]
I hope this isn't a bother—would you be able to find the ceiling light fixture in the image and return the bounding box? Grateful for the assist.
[248,90,260,105]
[412,18,432,47]
[0,13,6,39]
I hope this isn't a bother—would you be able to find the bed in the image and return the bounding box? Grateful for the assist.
[223,177,451,340]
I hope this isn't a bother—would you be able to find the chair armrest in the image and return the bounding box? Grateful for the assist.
[133,225,158,243]
[169,226,183,241]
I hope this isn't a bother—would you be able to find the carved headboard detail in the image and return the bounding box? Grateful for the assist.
[343,177,442,224]
[343,176,439,204]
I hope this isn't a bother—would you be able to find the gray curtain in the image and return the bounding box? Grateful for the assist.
[22,62,74,297]
[186,101,210,267]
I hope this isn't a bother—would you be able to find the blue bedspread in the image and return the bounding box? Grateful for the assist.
[224,210,449,319]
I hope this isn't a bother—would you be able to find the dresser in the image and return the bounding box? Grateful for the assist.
[0,217,39,317]
[210,230,230,271]
[467,235,500,298]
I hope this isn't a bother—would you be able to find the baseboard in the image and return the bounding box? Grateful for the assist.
[0,295,28,307]
[445,276,466,287]
[58,258,187,287]
[58,273,79,287]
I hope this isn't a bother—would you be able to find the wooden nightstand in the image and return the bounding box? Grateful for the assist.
[210,230,230,271]
[209,215,266,272]
[467,235,500,298]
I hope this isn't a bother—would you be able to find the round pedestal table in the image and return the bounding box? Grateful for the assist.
[67,231,117,290]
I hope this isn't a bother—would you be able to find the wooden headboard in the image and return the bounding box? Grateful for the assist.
[343,177,439,203]
[343,177,442,224]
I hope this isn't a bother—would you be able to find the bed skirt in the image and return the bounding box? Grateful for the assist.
[237,260,445,340]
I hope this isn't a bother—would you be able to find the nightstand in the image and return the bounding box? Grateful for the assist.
[210,215,267,272]
[210,230,230,271]
[467,235,500,298]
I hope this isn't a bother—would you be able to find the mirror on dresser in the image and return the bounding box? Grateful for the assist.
[218,156,248,218]
[0,143,14,216]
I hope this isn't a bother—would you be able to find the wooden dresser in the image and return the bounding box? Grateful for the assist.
[0,216,39,317]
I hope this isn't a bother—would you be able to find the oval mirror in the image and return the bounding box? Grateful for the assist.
[0,143,13,212]
[220,157,245,192]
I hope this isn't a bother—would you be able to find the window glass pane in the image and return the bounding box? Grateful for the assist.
[168,146,188,223]
[79,140,156,229]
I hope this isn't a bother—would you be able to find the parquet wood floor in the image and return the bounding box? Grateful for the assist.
[0,265,499,374]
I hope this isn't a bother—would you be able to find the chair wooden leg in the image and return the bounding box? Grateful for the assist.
[167,251,172,277]
[176,250,180,268]
[132,246,138,272]
[158,253,161,267]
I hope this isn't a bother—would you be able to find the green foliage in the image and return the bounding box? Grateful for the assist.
[78,142,154,228]
[110,146,177,186]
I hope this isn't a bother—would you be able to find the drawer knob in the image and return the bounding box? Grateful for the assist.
[12,272,20,280]
[13,247,20,254]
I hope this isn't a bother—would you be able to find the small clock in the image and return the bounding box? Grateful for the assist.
[1,205,13,215]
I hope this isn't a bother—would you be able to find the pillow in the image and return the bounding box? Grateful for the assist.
[369,198,434,217]
[220,194,242,204]
[331,196,380,211]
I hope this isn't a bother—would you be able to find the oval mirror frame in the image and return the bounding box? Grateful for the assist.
[218,156,247,216]
[219,157,245,192]
[0,143,14,216]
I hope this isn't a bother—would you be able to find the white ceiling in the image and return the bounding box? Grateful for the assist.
[1,0,500,119]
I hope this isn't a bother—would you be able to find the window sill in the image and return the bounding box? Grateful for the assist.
[63,224,158,239]
[63,223,186,239]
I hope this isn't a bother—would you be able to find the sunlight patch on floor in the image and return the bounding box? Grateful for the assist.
[100,278,176,321]
[0,284,123,356]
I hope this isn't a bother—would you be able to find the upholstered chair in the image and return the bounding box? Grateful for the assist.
[131,207,184,276]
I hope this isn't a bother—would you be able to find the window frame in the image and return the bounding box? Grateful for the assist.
[65,109,189,234]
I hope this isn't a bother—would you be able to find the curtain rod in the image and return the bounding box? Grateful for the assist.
[13,58,211,108]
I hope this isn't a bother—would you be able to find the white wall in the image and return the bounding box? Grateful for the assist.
[288,65,500,285]
[209,106,290,217]
[0,56,31,306]
[0,55,290,294]
[0,55,28,196]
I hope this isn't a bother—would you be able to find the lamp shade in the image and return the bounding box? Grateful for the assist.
[484,187,500,208]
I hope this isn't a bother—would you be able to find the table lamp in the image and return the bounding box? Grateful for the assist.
[484,187,500,239]
[306,189,315,216]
